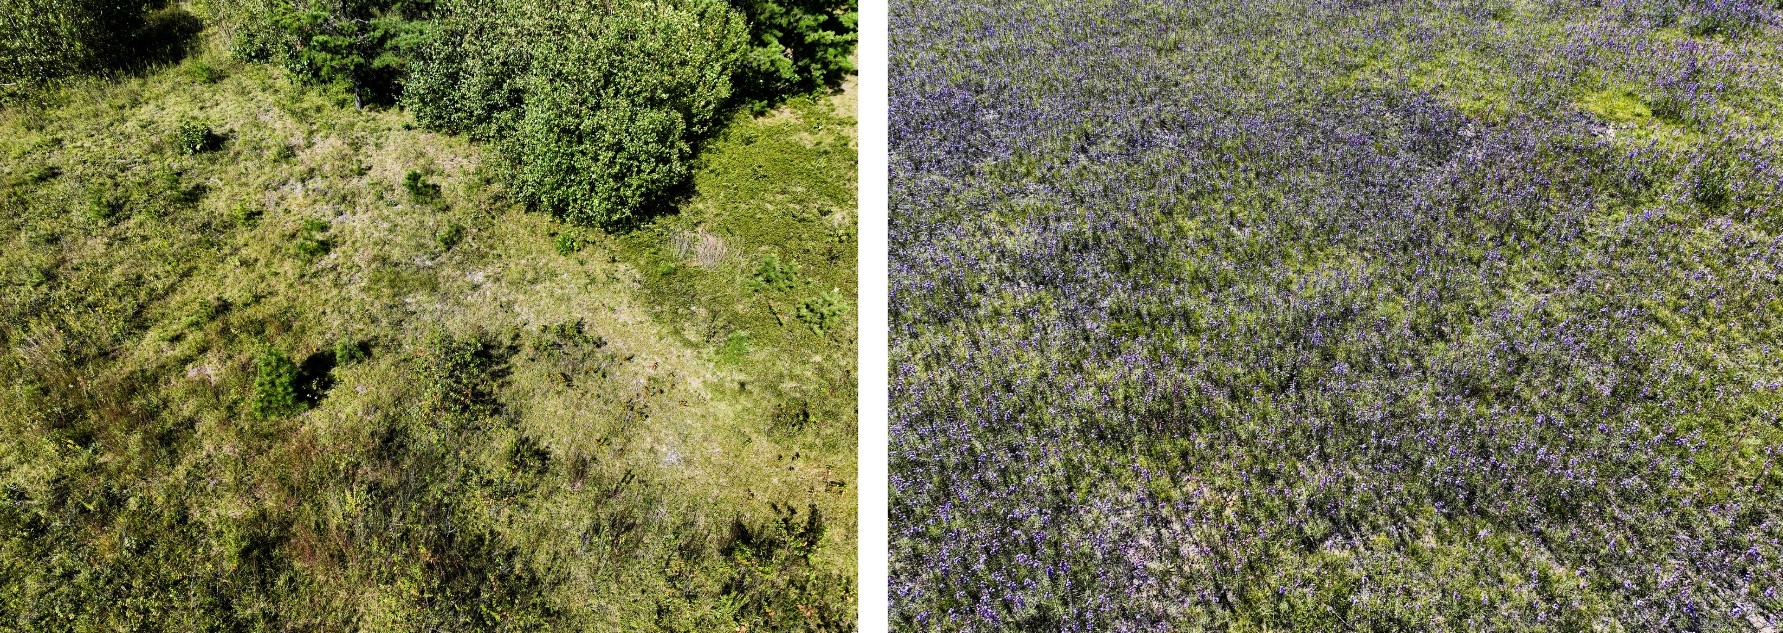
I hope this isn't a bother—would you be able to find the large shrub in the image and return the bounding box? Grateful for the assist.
[408,0,746,226]
[1,0,99,86]
[397,0,528,138]
[509,1,746,225]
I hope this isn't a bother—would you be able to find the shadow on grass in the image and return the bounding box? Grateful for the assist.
[295,349,337,407]
[90,5,205,77]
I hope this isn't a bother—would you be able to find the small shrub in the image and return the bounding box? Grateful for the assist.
[178,297,223,330]
[333,337,367,365]
[403,170,440,202]
[418,330,507,420]
[84,188,123,224]
[795,288,846,334]
[435,222,464,249]
[135,166,206,214]
[251,346,301,418]
[717,329,752,363]
[753,254,800,290]
[186,60,224,83]
[231,201,263,226]
[174,121,221,154]
[1690,158,1732,209]
[554,229,583,256]
[293,218,331,260]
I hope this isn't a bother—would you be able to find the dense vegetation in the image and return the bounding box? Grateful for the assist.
[1,1,856,630]
[892,0,1782,631]
[1,0,202,89]
[7,0,855,224]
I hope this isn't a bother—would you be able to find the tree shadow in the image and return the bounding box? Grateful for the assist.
[295,349,337,406]
[97,6,205,75]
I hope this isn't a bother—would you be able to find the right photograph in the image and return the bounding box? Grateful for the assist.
[889,0,1782,631]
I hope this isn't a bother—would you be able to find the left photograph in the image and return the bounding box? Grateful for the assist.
[0,0,858,629]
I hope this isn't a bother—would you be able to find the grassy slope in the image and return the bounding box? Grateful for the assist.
[0,33,855,632]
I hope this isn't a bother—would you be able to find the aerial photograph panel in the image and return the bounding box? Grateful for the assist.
[1,0,858,630]
[890,0,1781,631]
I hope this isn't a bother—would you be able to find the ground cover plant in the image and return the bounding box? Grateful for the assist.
[0,3,856,631]
[890,0,1783,630]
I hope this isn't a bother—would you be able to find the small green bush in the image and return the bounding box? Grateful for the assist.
[435,222,463,249]
[753,253,800,290]
[418,330,505,420]
[293,218,331,260]
[795,288,846,334]
[403,169,441,201]
[186,59,224,83]
[174,121,220,154]
[231,201,263,226]
[333,337,367,364]
[717,329,752,363]
[84,187,123,224]
[251,346,301,418]
[554,229,583,256]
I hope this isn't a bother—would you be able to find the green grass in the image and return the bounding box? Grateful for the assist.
[1580,88,1654,123]
[0,34,856,632]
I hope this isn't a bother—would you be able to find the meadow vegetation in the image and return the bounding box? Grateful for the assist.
[0,1,857,630]
[891,0,1782,630]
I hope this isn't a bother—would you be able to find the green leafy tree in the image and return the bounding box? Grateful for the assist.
[410,0,746,226]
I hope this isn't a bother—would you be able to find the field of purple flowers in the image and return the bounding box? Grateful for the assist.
[890,0,1783,630]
